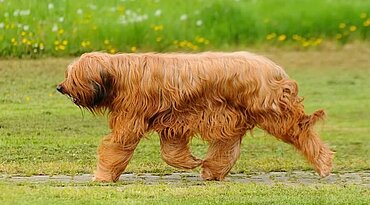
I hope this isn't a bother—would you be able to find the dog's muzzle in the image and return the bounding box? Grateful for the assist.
[56,85,65,94]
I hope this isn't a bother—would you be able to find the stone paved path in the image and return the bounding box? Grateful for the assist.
[1,172,369,186]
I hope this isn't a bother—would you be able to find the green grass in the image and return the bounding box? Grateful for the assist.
[0,182,369,205]
[0,0,369,57]
[0,47,369,176]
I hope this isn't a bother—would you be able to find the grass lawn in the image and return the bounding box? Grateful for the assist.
[0,46,369,203]
[1,0,370,56]
[0,182,369,205]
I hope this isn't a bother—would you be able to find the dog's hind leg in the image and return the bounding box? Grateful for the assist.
[159,128,202,169]
[201,136,243,181]
[94,134,141,182]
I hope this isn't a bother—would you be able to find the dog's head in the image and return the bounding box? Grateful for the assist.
[57,52,113,112]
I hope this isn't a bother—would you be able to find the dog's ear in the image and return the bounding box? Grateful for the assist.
[91,71,113,106]
[100,71,112,89]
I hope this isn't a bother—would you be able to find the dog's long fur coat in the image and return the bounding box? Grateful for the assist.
[57,52,333,182]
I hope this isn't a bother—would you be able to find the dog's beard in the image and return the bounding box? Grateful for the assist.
[65,94,79,105]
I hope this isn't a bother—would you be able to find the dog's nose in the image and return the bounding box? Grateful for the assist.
[56,85,65,94]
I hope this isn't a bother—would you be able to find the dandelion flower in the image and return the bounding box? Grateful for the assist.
[360,12,367,19]
[62,40,68,45]
[153,25,163,31]
[58,29,64,35]
[292,34,302,41]
[364,19,370,27]
[266,33,276,40]
[278,34,286,41]
[58,45,66,50]
[339,23,346,29]
[131,46,137,52]
[302,41,310,47]
[349,25,357,32]
[313,38,323,46]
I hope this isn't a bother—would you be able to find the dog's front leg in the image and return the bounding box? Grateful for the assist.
[93,134,140,182]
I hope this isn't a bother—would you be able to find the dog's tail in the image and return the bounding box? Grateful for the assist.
[295,109,334,177]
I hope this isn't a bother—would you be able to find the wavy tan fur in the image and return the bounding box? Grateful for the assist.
[58,51,333,182]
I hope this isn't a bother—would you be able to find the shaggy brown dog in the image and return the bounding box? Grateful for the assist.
[57,51,333,182]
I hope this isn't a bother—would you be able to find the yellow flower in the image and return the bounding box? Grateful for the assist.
[39,43,44,50]
[349,25,357,32]
[58,29,64,35]
[191,45,198,50]
[27,40,32,45]
[312,38,322,46]
[360,12,367,19]
[22,38,27,44]
[11,38,16,43]
[81,41,90,48]
[117,5,125,14]
[363,19,370,27]
[339,23,346,29]
[195,36,205,43]
[109,48,116,54]
[54,40,60,45]
[278,34,286,41]
[153,25,164,31]
[21,31,26,36]
[62,40,68,45]
[292,34,302,41]
[302,41,310,47]
[104,40,110,45]
[266,33,276,40]
[179,41,187,47]
[131,46,137,52]
[58,45,66,50]
[25,96,30,101]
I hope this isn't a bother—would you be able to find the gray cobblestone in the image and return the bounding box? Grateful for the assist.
[0,172,369,186]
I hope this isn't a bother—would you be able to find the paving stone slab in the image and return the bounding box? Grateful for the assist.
[1,172,369,186]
